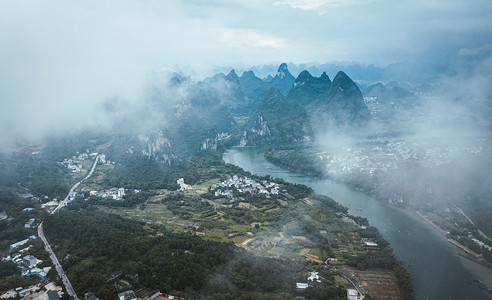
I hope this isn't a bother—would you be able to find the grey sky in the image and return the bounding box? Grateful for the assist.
[0,0,491,145]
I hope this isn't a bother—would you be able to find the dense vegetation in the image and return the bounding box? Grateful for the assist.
[0,190,53,292]
[43,208,308,299]
[0,190,47,250]
[264,147,323,177]
[0,152,70,199]
[103,153,251,191]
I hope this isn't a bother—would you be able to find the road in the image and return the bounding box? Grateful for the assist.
[40,155,101,298]
[52,155,100,214]
[38,223,79,300]
[339,273,365,299]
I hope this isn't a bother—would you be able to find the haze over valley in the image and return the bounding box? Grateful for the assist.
[1,1,492,299]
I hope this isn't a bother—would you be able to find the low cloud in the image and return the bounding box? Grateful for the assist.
[1,0,491,146]
[272,0,360,10]
[220,29,286,49]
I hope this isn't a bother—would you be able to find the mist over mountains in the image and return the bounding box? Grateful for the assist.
[2,1,492,298]
[101,63,375,161]
[2,60,491,224]
[3,59,490,162]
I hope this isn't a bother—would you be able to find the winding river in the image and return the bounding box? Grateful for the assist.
[224,148,492,300]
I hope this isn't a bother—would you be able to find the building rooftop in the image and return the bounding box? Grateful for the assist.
[296,282,309,289]
[347,289,358,295]
[118,290,137,300]
[84,292,99,300]
[48,291,60,300]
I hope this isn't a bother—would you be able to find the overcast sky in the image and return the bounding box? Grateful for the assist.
[0,0,491,145]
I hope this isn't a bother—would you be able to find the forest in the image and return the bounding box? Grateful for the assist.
[42,208,342,299]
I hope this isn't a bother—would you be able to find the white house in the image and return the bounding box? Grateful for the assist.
[347,289,358,300]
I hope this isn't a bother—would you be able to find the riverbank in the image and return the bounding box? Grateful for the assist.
[414,210,492,290]
[224,147,492,299]
[264,147,492,268]
[343,180,492,297]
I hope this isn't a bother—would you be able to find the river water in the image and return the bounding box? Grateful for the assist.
[223,148,492,300]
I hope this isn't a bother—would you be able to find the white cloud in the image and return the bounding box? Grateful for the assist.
[219,29,286,49]
[0,0,491,144]
[272,0,353,10]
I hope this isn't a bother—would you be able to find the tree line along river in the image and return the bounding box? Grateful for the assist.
[223,148,492,300]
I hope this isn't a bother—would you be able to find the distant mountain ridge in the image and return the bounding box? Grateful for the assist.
[287,70,331,106]
[215,60,445,83]
[232,64,371,146]
[305,70,371,128]
[364,82,415,101]
[111,63,372,161]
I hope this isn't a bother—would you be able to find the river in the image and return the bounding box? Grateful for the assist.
[224,148,492,300]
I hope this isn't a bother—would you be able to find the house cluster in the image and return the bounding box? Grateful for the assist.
[296,271,322,290]
[60,152,112,173]
[9,238,31,251]
[322,150,397,178]
[470,236,492,251]
[61,155,85,173]
[210,175,280,198]
[118,289,177,300]
[90,187,126,200]
[320,139,483,182]
[1,281,63,300]
[41,200,60,212]
[1,236,67,299]
[3,237,49,280]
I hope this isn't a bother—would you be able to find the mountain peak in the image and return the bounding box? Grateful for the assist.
[241,70,256,78]
[325,71,366,113]
[294,70,313,84]
[320,71,331,84]
[270,63,295,95]
[226,69,239,84]
[331,71,359,93]
[277,63,289,73]
[276,63,293,80]
[287,70,332,106]
[332,71,351,84]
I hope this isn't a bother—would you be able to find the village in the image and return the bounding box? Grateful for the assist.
[88,187,127,200]
[1,233,64,300]
[210,175,280,197]
[60,152,113,174]
[314,137,482,181]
